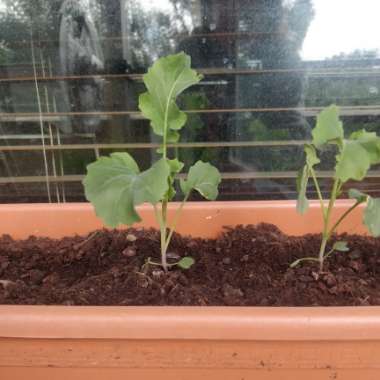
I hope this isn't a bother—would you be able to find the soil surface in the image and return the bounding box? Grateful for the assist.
[1,224,380,306]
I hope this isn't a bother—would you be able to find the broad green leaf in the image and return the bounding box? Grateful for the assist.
[138,52,202,142]
[350,129,380,164]
[305,144,320,167]
[348,188,368,203]
[335,140,371,183]
[180,160,221,200]
[296,145,319,215]
[333,241,349,252]
[312,105,344,147]
[83,153,170,227]
[167,158,184,174]
[296,166,309,215]
[350,129,378,140]
[176,256,195,269]
[134,159,171,205]
[166,158,184,200]
[364,197,380,237]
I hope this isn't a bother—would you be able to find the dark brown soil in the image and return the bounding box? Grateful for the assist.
[1,224,380,306]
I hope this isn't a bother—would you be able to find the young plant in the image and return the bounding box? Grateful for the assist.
[294,105,380,271]
[83,53,221,272]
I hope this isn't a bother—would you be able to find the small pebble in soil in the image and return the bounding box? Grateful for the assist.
[122,247,136,257]
[126,234,137,242]
[167,252,180,259]
[0,279,15,289]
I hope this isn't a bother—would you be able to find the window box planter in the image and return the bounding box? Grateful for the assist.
[0,200,379,380]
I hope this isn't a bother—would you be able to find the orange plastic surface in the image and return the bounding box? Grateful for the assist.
[0,201,379,380]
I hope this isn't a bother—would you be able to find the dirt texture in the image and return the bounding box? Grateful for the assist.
[0,223,380,306]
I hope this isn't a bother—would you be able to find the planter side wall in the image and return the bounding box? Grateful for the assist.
[1,338,380,380]
[0,200,366,239]
[0,201,378,380]
[3,367,380,380]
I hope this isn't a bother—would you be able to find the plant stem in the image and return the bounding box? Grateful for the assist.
[161,200,169,271]
[327,200,362,239]
[318,178,339,271]
[318,235,328,272]
[164,193,190,253]
[159,79,183,270]
[315,179,363,271]
[310,168,326,221]
[162,83,177,160]
[154,203,169,272]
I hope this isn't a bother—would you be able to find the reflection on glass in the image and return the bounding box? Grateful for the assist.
[0,0,379,203]
[59,0,105,134]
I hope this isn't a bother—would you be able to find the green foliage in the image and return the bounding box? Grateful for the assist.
[350,130,380,164]
[364,198,380,237]
[296,166,310,215]
[295,105,380,271]
[348,189,368,203]
[83,153,170,227]
[312,105,343,147]
[139,52,203,144]
[335,140,371,182]
[332,241,349,252]
[84,53,220,271]
[176,257,195,269]
[296,144,320,214]
[180,161,221,201]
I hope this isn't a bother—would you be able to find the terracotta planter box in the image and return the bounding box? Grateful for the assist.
[0,200,380,380]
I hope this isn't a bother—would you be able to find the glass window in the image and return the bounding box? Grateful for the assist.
[0,0,379,202]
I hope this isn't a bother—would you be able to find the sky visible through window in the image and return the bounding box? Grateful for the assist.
[0,0,379,61]
[139,0,380,61]
[301,0,380,60]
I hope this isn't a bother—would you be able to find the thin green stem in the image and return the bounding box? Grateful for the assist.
[162,83,177,160]
[154,203,168,272]
[164,193,190,253]
[159,84,176,269]
[145,257,182,269]
[310,168,326,221]
[318,235,328,272]
[336,181,344,197]
[162,103,169,160]
[324,247,336,260]
[318,178,340,271]
[291,256,321,268]
[327,200,363,239]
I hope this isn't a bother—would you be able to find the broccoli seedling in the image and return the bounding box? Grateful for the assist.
[83,53,221,271]
[293,105,380,272]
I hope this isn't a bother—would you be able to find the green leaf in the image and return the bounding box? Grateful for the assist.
[180,161,221,200]
[176,256,195,269]
[166,158,184,200]
[138,52,203,142]
[364,197,380,237]
[348,188,368,203]
[350,129,380,165]
[335,140,371,182]
[296,145,319,215]
[167,158,184,174]
[296,165,310,215]
[333,241,349,252]
[305,144,320,167]
[134,159,171,205]
[312,105,344,147]
[83,153,170,227]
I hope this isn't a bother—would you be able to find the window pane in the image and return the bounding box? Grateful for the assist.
[0,0,379,202]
